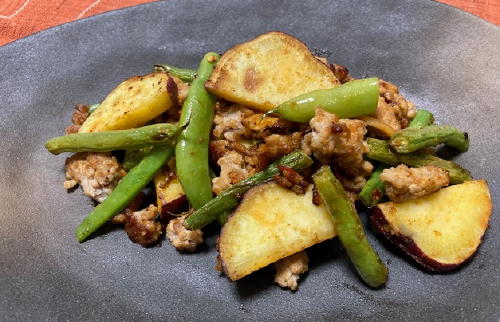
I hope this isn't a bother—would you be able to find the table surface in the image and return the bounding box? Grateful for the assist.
[0,0,498,46]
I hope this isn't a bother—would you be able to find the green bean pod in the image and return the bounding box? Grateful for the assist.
[408,110,434,129]
[313,166,388,288]
[75,145,173,242]
[359,166,386,208]
[175,52,220,210]
[184,150,314,230]
[45,123,178,155]
[123,147,153,171]
[267,78,380,122]
[154,64,197,83]
[389,125,469,153]
[366,138,472,184]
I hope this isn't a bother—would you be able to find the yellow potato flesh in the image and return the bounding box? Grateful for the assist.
[219,183,337,281]
[206,31,339,111]
[79,73,174,133]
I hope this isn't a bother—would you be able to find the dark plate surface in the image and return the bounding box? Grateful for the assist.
[1,0,499,320]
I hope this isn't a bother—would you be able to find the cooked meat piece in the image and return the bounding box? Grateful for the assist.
[212,151,250,194]
[64,152,126,202]
[65,104,89,134]
[274,251,309,291]
[243,114,300,139]
[71,104,90,125]
[375,80,416,131]
[124,205,162,247]
[274,165,309,195]
[166,214,203,252]
[210,140,266,173]
[213,104,253,141]
[329,63,352,83]
[65,124,81,135]
[380,165,450,202]
[111,213,127,225]
[213,102,301,141]
[112,192,145,224]
[312,186,322,206]
[173,76,189,105]
[210,129,303,195]
[258,132,302,160]
[302,108,373,178]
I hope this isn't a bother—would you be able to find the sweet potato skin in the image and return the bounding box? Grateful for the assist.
[154,166,187,217]
[218,182,336,281]
[371,207,461,272]
[370,180,492,272]
[205,31,339,111]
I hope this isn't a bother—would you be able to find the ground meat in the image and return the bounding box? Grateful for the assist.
[274,165,309,195]
[375,80,416,132]
[274,251,309,291]
[244,113,300,139]
[124,205,162,247]
[112,192,145,224]
[65,104,89,134]
[174,77,189,105]
[210,131,304,195]
[302,108,373,185]
[212,151,250,194]
[258,132,302,160]
[329,63,352,83]
[213,104,253,141]
[380,165,450,202]
[64,152,126,202]
[166,214,203,252]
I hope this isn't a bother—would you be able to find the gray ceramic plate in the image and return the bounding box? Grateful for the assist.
[1,0,499,320]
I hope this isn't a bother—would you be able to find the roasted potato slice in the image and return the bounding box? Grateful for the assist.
[79,73,178,133]
[154,164,187,216]
[371,180,492,271]
[206,32,339,111]
[218,182,336,281]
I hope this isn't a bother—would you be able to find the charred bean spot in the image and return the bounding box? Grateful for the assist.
[153,132,168,140]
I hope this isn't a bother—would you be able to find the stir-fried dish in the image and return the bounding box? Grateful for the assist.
[45,32,492,291]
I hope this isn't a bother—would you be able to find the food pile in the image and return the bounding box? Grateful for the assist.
[45,32,492,291]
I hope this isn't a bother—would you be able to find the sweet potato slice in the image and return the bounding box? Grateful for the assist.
[205,32,339,111]
[218,182,336,281]
[79,73,177,133]
[154,165,187,216]
[371,180,492,271]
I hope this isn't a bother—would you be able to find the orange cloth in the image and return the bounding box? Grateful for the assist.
[1,0,499,46]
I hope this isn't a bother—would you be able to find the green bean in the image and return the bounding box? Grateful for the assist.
[184,150,314,230]
[359,165,386,208]
[266,78,380,122]
[366,138,472,184]
[389,125,469,153]
[175,52,220,210]
[216,211,231,226]
[45,123,178,155]
[75,145,173,242]
[408,110,434,129]
[313,166,388,288]
[123,147,153,171]
[154,64,196,83]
